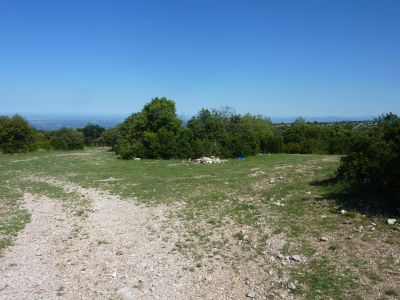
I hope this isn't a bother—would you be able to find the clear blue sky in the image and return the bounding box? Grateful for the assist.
[0,0,399,117]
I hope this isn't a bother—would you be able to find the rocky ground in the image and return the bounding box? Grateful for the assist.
[2,150,398,299]
[0,177,288,300]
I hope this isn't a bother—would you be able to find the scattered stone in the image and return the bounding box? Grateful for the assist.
[117,287,138,300]
[192,156,226,164]
[354,225,364,233]
[246,291,256,298]
[133,158,141,161]
[343,219,353,225]
[387,219,397,225]
[116,250,123,256]
[340,209,347,215]
[110,270,117,279]
[287,282,296,290]
[289,255,301,262]
[272,201,285,207]
[319,236,328,242]
[306,191,312,195]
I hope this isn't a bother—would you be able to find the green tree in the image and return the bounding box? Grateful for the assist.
[49,128,84,150]
[80,123,105,146]
[97,127,119,147]
[115,97,183,159]
[337,113,400,198]
[0,115,37,153]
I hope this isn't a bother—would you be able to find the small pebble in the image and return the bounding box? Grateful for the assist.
[289,255,301,262]
[288,282,296,290]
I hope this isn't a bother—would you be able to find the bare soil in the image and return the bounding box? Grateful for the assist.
[0,177,287,299]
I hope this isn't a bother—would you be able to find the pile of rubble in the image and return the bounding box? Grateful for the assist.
[192,156,227,164]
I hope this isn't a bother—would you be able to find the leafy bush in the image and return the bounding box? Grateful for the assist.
[97,127,119,147]
[113,98,374,159]
[282,118,330,154]
[48,128,85,150]
[114,97,182,159]
[187,108,276,158]
[0,115,37,153]
[337,113,400,197]
[79,123,105,146]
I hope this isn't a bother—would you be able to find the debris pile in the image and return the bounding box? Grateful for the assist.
[192,156,227,164]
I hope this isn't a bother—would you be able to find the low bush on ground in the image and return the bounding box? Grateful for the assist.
[337,113,400,199]
[37,128,84,150]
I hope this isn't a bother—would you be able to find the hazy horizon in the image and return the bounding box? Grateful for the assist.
[0,111,378,131]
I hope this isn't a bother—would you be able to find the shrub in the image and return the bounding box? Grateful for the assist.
[114,97,183,159]
[97,127,119,147]
[337,113,400,198]
[0,115,37,153]
[79,123,105,146]
[49,128,85,150]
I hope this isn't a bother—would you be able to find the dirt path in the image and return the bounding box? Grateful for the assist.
[0,177,260,299]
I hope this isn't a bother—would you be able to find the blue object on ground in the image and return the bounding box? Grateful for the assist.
[236,156,245,160]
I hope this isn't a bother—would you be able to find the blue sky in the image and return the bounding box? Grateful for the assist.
[0,0,399,117]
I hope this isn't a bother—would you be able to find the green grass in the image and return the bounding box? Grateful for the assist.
[0,148,399,299]
[293,257,357,300]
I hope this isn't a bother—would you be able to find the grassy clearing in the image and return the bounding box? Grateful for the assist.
[0,148,399,299]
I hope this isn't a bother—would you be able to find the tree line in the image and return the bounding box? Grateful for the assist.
[0,116,106,153]
[1,97,399,198]
[110,97,375,159]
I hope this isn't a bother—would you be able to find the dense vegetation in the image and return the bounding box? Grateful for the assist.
[78,123,106,146]
[112,97,374,159]
[36,128,85,150]
[114,98,184,159]
[337,113,400,198]
[0,115,37,154]
[0,99,376,158]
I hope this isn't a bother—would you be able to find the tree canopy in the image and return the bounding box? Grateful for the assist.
[0,115,37,153]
